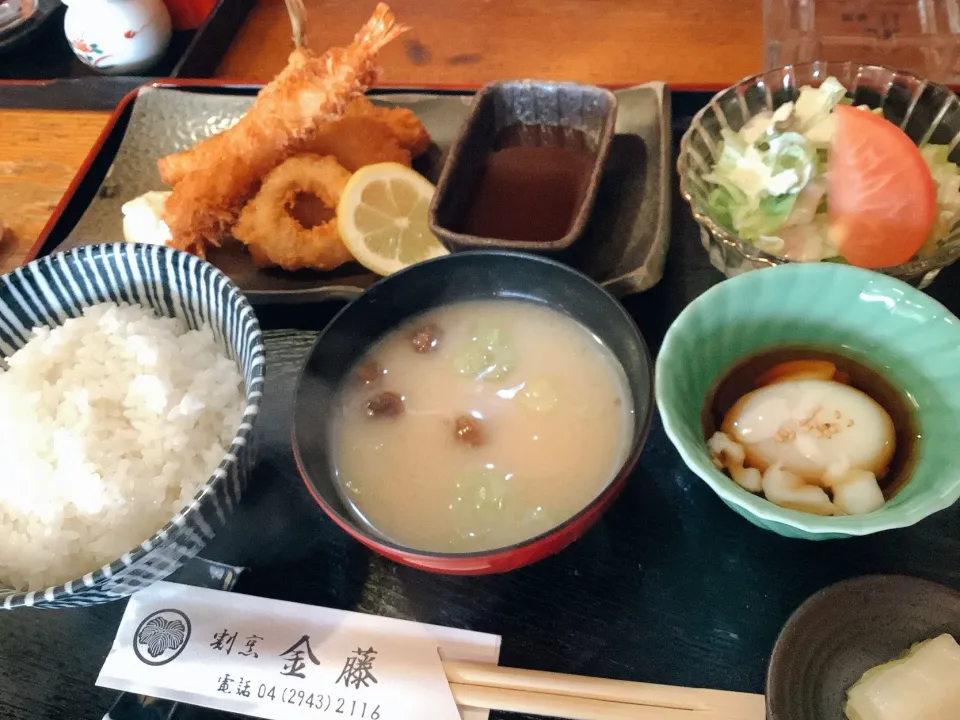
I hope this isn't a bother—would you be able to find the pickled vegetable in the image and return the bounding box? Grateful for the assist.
[845,634,960,720]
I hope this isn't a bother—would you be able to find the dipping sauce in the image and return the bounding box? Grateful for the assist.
[460,125,595,243]
[703,346,919,515]
[331,299,634,553]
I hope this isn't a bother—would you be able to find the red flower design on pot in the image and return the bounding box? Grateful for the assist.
[63,0,172,75]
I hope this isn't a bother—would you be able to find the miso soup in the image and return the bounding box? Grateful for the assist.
[331,299,635,552]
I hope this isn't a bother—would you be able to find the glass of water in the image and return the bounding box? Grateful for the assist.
[764,0,960,84]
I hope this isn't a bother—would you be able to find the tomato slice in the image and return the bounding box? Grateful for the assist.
[828,104,936,269]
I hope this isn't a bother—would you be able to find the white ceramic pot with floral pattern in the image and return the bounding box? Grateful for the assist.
[63,0,172,75]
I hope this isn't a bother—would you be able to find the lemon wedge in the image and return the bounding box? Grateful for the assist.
[337,163,448,276]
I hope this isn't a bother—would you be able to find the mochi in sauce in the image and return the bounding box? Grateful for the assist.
[706,350,916,516]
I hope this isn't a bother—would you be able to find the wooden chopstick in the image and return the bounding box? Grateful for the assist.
[450,683,702,720]
[443,661,766,720]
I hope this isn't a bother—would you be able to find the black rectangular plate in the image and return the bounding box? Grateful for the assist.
[30,81,672,304]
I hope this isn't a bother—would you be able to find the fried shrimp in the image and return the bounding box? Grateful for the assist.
[161,3,408,256]
[233,154,355,272]
[160,115,412,187]
[158,130,231,187]
[158,98,427,187]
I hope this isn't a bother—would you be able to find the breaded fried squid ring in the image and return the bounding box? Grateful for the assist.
[232,154,355,272]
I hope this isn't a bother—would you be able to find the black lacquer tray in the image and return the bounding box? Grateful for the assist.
[0,89,958,720]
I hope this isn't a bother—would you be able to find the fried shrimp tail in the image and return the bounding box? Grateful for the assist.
[161,4,408,255]
[286,0,308,48]
[233,154,354,272]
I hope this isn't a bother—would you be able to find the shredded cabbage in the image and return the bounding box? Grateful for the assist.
[792,76,847,132]
[920,144,960,250]
[703,129,814,240]
[700,75,957,263]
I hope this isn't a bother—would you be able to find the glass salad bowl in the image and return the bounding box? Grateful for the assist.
[678,62,960,288]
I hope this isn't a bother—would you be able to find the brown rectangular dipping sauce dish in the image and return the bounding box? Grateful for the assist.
[429,80,618,254]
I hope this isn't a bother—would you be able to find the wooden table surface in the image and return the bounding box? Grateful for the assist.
[217,0,763,87]
[0,0,761,272]
[0,110,111,271]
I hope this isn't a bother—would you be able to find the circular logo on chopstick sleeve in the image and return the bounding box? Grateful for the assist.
[133,608,192,666]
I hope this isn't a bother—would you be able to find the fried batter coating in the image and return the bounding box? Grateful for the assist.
[296,115,411,172]
[161,4,407,256]
[158,98,426,187]
[345,97,432,157]
[232,154,354,272]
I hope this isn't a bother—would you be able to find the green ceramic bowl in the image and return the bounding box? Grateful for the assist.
[656,263,960,539]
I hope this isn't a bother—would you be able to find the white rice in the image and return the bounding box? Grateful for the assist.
[0,302,244,592]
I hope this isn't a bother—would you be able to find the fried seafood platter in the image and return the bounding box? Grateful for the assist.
[124,2,447,280]
[47,0,669,301]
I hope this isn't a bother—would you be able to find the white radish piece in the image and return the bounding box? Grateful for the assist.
[761,464,836,515]
[845,634,960,720]
[831,469,885,515]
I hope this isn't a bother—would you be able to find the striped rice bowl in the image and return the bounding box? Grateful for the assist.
[0,243,264,610]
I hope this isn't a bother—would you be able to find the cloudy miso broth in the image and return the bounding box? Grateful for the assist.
[331,300,635,552]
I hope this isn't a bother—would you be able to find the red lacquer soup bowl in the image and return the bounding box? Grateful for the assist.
[292,251,654,574]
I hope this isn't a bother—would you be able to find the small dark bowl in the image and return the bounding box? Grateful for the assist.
[429,80,618,255]
[292,251,653,574]
[766,575,960,720]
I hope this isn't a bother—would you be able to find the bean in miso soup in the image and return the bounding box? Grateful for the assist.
[331,299,634,553]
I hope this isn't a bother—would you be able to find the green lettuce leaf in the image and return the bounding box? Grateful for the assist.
[919,144,960,250]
